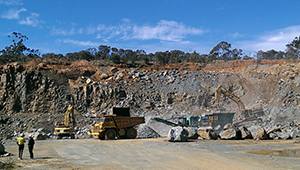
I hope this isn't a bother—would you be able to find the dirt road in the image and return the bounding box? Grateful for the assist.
[1,138,300,170]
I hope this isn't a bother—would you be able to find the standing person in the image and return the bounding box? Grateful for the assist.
[28,135,35,159]
[17,133,25,160]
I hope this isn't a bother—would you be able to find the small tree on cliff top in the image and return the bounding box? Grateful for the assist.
[0,32,40,63]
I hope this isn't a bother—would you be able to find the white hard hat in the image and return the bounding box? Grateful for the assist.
[29,135,32,138]
[20,133,25,137]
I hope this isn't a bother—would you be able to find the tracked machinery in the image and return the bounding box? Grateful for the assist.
[215,85,246,120]
[54,104,76,139]
[215,85,264,121]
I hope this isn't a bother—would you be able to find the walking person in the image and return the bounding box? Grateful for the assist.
[28,135,35,159]
[17,133,25,160]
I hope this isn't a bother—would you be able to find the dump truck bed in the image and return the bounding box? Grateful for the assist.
[113,116,145,129]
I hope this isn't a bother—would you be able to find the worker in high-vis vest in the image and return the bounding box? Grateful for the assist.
[17,133,26,160]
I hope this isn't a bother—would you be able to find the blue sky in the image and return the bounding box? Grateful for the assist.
[1,0,300,56]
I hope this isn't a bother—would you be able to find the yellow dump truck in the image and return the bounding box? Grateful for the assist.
[89,115,145,140]
[88,107,145,140]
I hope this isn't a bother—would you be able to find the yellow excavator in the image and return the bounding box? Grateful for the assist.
[54,104,76,139]
[215,85,246,120]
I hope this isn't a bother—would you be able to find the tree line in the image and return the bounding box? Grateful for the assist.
[1,32,300,65]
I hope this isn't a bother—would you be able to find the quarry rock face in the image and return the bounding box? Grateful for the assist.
[0,60,300,140]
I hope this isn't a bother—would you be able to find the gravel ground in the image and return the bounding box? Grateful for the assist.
[1,138,300,170]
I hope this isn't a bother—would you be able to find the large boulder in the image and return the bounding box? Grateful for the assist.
[267,125,300,140]
[223,123,232,130]
[184,127,197,139]
[290,127,300,139]
[147,118,173,137]
[197,127,218,140]
[248,126,269,140]
[239,126,252,139]
[276,132,291,140]
[28,128,50,140]
[255,126,269,140]
[272,127,298,140]
[219,128,239,140]
[167,126,188,142]
[219,124,241,140]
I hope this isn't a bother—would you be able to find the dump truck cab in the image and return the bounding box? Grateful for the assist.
[89,115,118,140]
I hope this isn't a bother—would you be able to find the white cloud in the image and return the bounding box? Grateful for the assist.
[51,27,88,36]
[51,19,204,42]
[52,19,206,53]
[229,32,244,39]
[86,24,105,34]
[1,8,26,19]
[0,0,23,6]
[18,12,44,27]
[51,28,76,36]
[61,39,99,47]
[130,20,203,41]
[238,26,300,53]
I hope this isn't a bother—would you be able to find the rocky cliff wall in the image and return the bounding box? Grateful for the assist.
[0,60,299,139]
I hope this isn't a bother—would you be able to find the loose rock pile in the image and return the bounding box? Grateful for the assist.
[196,122,300,141]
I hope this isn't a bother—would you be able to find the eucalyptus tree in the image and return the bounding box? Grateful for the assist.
[95,45,110,60]
[209,41,242,61]
[0,32,40,63]
[285,36,300,59]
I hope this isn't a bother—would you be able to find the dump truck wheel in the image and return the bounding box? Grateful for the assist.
[105,129,116,140]
[126,128,137,139]
[99,135,105,140]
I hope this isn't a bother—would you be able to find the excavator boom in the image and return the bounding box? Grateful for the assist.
[215,86,245,111]
[215,85,248,120]
[64,104,76,127]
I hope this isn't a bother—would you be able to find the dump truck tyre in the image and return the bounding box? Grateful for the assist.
[105,129,117,140]
[126,127,137,139]
[99,135,105,140]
